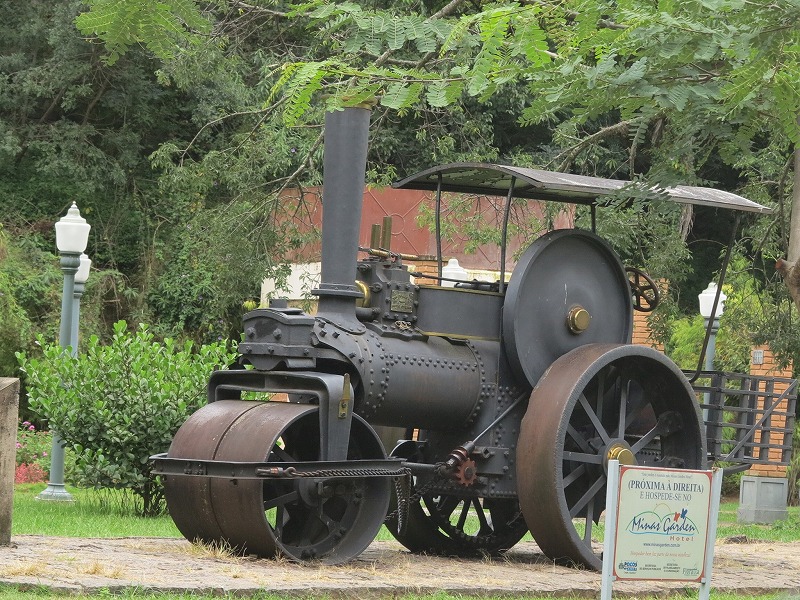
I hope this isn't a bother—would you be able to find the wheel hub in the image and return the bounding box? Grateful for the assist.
[605,441,636,471]
[567,306,591,334]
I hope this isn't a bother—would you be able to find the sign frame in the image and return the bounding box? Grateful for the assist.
[601,461,723,600]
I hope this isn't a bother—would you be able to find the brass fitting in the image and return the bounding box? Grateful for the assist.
[567,306,591,334]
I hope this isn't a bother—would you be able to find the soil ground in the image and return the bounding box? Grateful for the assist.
[2,536,800,597]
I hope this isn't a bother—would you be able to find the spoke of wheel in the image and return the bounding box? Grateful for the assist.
[319,511,338,534]
[438,496,460,519]
[473,499,492,534]
[623,384,647,432]
[274,504,285,537]
[564,451,604,464]
[298,506,322,544]
[583,496,595,544]
[264,490,299,511]
[579,393,611,444]
[595,368,607,422]
[616,380,629,439]
[563,463,587,488]
[568,473,606,518]
[567,424,595,454]
[456,500,470,531]
[630,417,670,454]
[271,446,296,462]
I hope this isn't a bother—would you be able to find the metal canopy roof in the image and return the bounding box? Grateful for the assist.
[392,163,772,214]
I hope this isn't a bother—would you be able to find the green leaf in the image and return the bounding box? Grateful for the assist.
[381,82,423,110]
[425,80,464,107]
[666,84,691,111]
[386,18,407,51]
[74,0,211,64]
[611,58,648,86]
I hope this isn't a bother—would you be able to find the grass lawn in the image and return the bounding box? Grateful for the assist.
[716,498,800,542]
[11,484,180,539]
[11,485,800,542]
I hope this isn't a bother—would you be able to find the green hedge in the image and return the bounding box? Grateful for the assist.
[17,321,236,516]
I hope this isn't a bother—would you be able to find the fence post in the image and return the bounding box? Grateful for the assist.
[0,377,19,545]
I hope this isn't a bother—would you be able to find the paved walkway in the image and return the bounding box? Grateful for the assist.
[2,536,800,597]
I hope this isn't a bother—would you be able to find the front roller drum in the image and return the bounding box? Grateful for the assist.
[164,400,391,564]
[517,344,706,570]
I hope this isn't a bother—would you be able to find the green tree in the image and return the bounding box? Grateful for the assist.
[74,0,799,243]
[69,0,800,361]
[1,1,304,343]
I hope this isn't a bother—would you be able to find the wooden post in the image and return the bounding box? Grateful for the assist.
[0,377,19,545]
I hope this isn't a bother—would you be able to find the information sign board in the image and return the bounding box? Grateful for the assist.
[613,465,713,581]
[601,462,723,600]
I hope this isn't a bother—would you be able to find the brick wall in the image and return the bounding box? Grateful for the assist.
[747,345,793,477]
[632,310,663,350]
[631,280,666,351]
[412,260,440,282]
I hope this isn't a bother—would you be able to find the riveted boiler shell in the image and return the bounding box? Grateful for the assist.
[359,335,484,430]
[502,229,633,388]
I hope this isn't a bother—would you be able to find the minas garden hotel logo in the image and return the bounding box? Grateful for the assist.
[624,478,704,538]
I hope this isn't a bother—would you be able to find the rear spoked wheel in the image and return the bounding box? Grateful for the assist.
[517,344,706,570]
[422,493,527,553]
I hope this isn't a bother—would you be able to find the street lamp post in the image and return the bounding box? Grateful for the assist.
[37,203,90,502]
[698,281,727,424]
[698,281,727,370]
[71,254,91,356]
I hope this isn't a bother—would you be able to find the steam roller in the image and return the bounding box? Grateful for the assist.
[151,102,782,567]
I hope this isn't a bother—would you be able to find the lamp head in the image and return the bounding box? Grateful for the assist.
[698,281,726,319]
[75,253,92,284]
[55,202,91,253]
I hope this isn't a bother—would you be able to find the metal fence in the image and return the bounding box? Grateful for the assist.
[688,371,797,472]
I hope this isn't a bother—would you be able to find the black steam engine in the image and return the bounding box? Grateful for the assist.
[153,107,773,568]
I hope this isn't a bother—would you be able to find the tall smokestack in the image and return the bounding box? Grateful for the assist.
[314,107,371,316]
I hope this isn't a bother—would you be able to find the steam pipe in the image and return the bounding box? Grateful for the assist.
[314,107,372,315]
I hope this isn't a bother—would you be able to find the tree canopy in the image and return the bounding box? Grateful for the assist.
[2,0,799,365]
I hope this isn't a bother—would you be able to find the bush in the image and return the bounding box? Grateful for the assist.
[15,463,47,484]
[14,419,51,484]
[17,321,237,516]
[14,419,51,472]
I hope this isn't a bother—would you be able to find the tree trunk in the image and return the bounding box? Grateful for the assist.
[787,136,800,263]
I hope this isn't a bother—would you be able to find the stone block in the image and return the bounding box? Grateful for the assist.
[737,475,788,524]
[0,378,20,545]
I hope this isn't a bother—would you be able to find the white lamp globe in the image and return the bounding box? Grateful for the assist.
[55,203,91,253]
[698,282,726,319]
[75,253,92,284]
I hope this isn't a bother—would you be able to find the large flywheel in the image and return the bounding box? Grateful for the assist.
[503,229,633,388]
[164,400,391,564]
[516,344,706,570]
